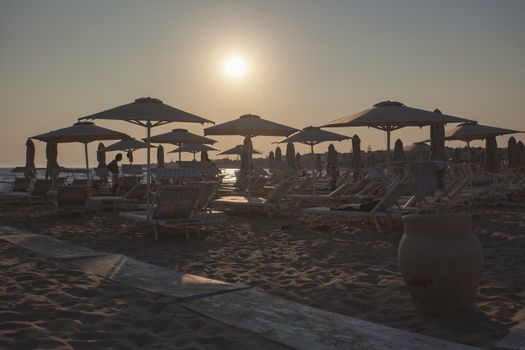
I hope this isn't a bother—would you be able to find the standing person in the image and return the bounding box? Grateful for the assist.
[330,165,340,191]
[107,154,123,195]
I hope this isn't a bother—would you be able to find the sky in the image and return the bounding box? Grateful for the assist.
[1,0,524,167]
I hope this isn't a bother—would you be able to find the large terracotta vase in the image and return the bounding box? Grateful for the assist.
[398,214,484,314]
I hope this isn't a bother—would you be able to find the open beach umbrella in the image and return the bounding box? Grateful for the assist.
[323,101,471,162]
[45,141,59,180]
[97,142,107,168]
[393,139,406,162]
[508,137,518,169]
[286,142,296,169]
[268,151,275,169]
[144,128,217,162]
[79,97,214,206]
[157,145,165,168]
[217,144,262,157]
[351,135,362,169]
[444,122,523,164]
[205,114,297,193]
[103,138,153,164]
[275,146,282,162]
[33,121,130,179]
[25,138,36,179]
[485,137,500,172]
[168,144,219,161]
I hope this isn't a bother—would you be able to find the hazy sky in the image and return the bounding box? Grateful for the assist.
[1,0,524,167]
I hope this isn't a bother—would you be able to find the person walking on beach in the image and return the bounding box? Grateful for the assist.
[107,153,122,195]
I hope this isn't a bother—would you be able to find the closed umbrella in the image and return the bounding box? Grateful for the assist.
[393,139,406,162]
[327,144,338,168]
[201,150,209,162]
[485,137,500,172]
[295,153,302,170]
[323,101,471,162]
[103,138,154,164]
[286,142,296,169]
[25,138,36,179]
[157,145,165,168]
[508,137,518,169]
[145,128,216,162]
[430,117,446,161]
[33,121,129,179]
[240,137,253,176]
[168,144,220,161]
[517,141,525,167]
[351,135,362,169]
[204,114,297,194]
[45,141,59,180]
[275,146,282,162]
[97,142,107,168]
[268,151,275,169]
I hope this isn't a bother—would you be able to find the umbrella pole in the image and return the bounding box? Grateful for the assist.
[178,144,182,162]
[386,129,391,164]
[84,142,90,182]
[193,152,196,161]
[146,122,152,210]
[310,143,315,196]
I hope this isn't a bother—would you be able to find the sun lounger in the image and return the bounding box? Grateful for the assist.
[2,179,54,204]
[302,180,420,232]
[214,177,294,217]
[55,186,89,217]
[120,185,203,239]
[121,164,144,176]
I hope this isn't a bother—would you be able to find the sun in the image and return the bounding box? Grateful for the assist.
[224,56,248,79]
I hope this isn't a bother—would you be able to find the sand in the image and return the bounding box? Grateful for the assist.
[1,198,525,349]
[0,241,286,350]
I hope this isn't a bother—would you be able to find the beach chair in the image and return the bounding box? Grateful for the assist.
[302,180,420,232]
[55,186,89,217]
[120,185,202,239]
[287,181,353,205]
[121,164,144,176]
[87,183,149,211]
[2,179,54,203]
[11,177,32,192]
[214,177,295,217]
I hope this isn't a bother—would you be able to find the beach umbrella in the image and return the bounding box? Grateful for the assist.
[97,142,107,168]
[201,150,209,162]
[79,97,214,206]
[217,144,262,157]
[518,141,525,167]
[485,137,500,172]
[295,153,302,170]
[157,145,165,168]
[327,144,338,168]
[268,151,275,169]
[25,138,36,179]
[144,128,217,162]
[33,121,129,179]
[204,114,297,193]
[240,137,253,176]
[351,135,362,169]
[393,139,406,162]
[45,141,59,180]
[444,122,523,164]
[508,137,518,169]
[168,144,219,161]
[275,146,282,162]
[323,101,471,162]
[103,138,153,164]
[286,142,296,169]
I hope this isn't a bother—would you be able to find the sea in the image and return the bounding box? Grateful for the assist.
[0,167,238,192]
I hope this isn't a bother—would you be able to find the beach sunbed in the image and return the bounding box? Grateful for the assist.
[120,185,202,239]
[55,186,89,217]
[302,180,420,232]
[1,179,53,204]
[214,177,294,217]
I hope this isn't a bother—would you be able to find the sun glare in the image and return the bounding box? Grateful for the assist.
[224,56,248,79]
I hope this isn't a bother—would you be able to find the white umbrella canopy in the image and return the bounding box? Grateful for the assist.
[323,101,472,161]
[444,122,523,142]
[217,144,262,156]
[33,121,130,178]
[144,128,217,161]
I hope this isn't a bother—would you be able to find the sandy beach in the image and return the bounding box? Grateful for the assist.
[1,198,524,349]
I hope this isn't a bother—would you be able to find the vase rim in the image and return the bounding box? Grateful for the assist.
[402,213,471,224]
